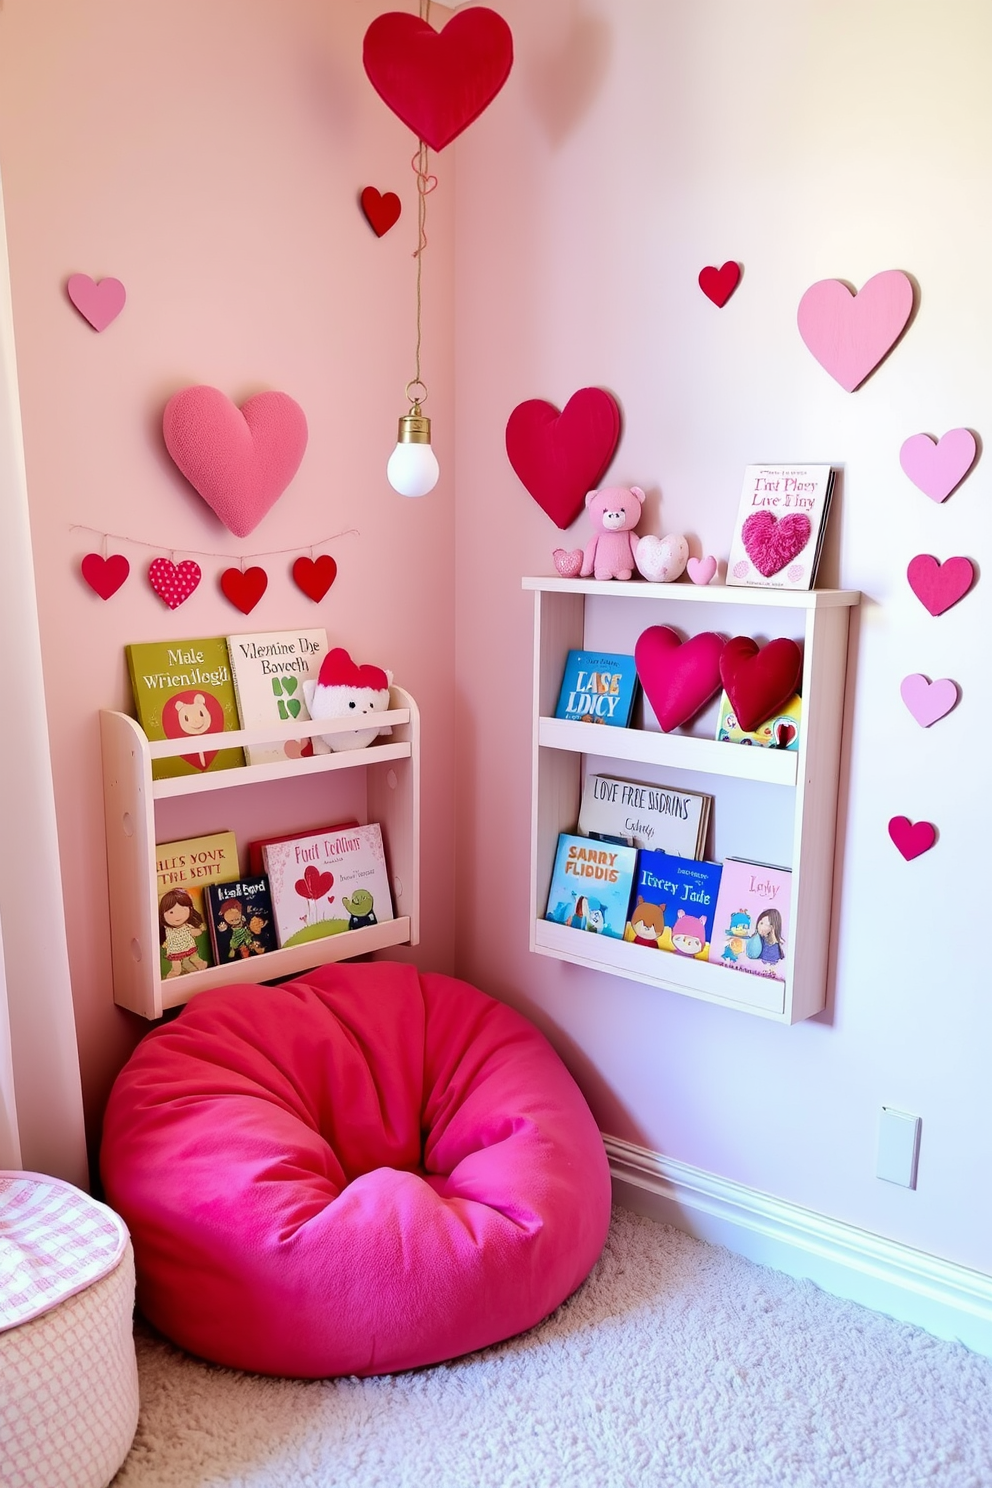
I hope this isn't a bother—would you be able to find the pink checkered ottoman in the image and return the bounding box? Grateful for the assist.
[0,1172,139,1488]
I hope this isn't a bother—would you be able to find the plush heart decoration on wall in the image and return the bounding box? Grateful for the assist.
[220,566,268,615]
[506,387,622,529]
[292,554,337,602]
[148,558,201,609]
[81,552,129,599]
[162,386,308,538]
[906,554,975,616]
[698,261,740,307]
[360,186,401,237]
[741,511,812,577]
[888,815,936,861]
[719,636,802,733]
[363,8,513,152]
[634,626,726,733]
[899,428,977,503]
[797,269,914,391]
[66,273,126,331]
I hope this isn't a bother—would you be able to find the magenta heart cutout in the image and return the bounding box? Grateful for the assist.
[634,626,725,733]
[148,558,201,609]
[506,387,622,530]
[906,554,975,616]
[888,815,936,861]
[797,270,914,391]
[163,386,308,538]
[899,428,977,503]
[81,552,129,599]
[899,673,958,727]
[66,273,126,331]
[741,511,812,577]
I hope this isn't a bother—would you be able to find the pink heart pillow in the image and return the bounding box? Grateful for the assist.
[163,386,308,538]
[634,626,726,733]
[720,636,802,733]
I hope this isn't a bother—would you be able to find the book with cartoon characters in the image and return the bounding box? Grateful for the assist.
[155,829,240,979]
[715,692,802,750]
[204,875,278,963]
[624,851,723,960]
[711,858,792,980]
[544,833,638,939]
[226,628,328,765]
[726,465,834,592]
[126,637,245,781]
[263,822,394,950]
[554,650,639,727]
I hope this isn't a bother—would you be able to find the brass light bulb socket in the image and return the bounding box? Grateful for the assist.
[396,409,432,445]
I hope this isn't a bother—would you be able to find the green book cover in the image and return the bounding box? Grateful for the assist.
[126,637,245,780]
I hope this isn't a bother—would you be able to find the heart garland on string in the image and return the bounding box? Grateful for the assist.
[81,552,129,599]
[634,627,726,733]
[220,566,268,615]
[148,558,201,609]
[506,387,622,529]
[66,273,126,331]
[360,187,401,237]
[292,554,338,602]
[719,636,803,733]
[363,8,514,152]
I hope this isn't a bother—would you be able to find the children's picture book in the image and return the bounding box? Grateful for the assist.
[578,773,712,857]
[726,465,835,592]
[205,876,278,963]
[624,852,723,960]
[716,692,802,750]
[711,858,792,980]
[226,628,328,765]
[126,637,245,780]
[155,830,240,979]
[245,820,360,878]
[263,823,394,950]
[554,650,639,727]
[544,833,638,939]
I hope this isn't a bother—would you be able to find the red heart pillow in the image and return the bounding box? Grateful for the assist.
[505,388,621,529]
[634,627,726,733]
[720,636,802,733]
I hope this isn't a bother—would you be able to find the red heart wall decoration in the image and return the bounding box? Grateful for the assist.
[148,558,201,609]
[292,554,337,603]
[888,815,936,861]
[363,8,513,152]
[634,626,726,733]
[81,552,129,599]
[360,186,401,237]
[220,566,268,615]
[719,636,803,733]
[698,261,741,307]
[906,554,975,616]
[505,387,622,530]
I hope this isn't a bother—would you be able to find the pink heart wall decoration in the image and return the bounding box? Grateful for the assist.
[163,386,308,538]
[81,552,129,599]
[899,428,977,502]
[888,816,936,861]
[505,387,621,530]
[741,510,812,577]
[698,262,741,307]
[906,554,975,616]
[797,270,914,391]
[363,8,513,152]
[899,673,958,728]
[66,273,126,331]
[719,636,803,733]
[148,558,201,609]
[634,626,726,733]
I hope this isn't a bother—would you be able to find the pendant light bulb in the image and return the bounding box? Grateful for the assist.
[387,399,439,498]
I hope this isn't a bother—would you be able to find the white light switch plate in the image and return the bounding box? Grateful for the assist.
[877,1107,921,1188]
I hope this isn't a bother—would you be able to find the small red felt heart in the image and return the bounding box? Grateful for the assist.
[720,636,803,733]
[81,552,129,599]
[363,8,513,153]
[698,261,741,307]
[906,554,975,616]
[360,187,401,237]
[220,566,268,615]
[741,511,812,577]
[506,387,622,530]
[148,558,201,609]
[292,554,337,602]
[888,815,936,861]
[634,626,726,733]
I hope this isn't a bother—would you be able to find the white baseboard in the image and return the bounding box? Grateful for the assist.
[604,1134,992,1359]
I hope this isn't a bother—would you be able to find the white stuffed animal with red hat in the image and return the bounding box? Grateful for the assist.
[302,647,393,752]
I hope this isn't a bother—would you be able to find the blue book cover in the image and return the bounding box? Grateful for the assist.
[554,650,638,727]
[544,833,638,939]
[625,851,723,959]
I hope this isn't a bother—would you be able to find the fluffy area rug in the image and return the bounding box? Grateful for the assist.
[113,1207,992,1488]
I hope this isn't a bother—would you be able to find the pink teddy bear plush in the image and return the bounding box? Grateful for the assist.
[580,485,646,581]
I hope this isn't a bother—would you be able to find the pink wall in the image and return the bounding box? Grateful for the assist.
[0,0,456,1155]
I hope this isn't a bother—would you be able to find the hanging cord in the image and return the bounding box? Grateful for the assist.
[407,0,437,410]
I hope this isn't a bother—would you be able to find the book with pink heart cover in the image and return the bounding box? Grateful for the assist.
[726,465,835,591]
[226,628,328,765]
[263,822,394,949]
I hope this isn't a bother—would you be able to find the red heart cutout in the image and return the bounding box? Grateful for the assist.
[775,721,797,748]
[220,566,268,615]
[506,387,621,530]
[148,558,201,609]
[634,626,726,733]
[296,865,333,900]
[906,554,975,616]
[741,511,812,577]
[292,554,337,602]
[720,636,803,733]
[363,8,513,152]
[698,261,741,307]
[360,186,401,237]
[888,815,936,861]
[81,552,129,599]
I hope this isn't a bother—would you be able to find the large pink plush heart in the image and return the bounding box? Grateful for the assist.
[634,626,725,733]
[906,554,975,616]
[741,511,812,577]
[163,386,308,538]
[797,270,914,391]
[720,636,803,733]
[899,673,958,728]
[363,8,513,152]
[66,273,126,331]
[888,816,936,861]
[899,428,977,503]
[506,387,621,530]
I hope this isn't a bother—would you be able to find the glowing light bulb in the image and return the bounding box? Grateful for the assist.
[387,405,439,498]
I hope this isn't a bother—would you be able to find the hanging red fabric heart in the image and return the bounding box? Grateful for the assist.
[148,558,201,609]
[220,566,268,615]
[505,388,622,530]
[292,554,337,602]
[81,552,129,599]
[363,8,513,152]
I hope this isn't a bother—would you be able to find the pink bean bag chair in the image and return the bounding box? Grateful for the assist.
[100,962,611,1378]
